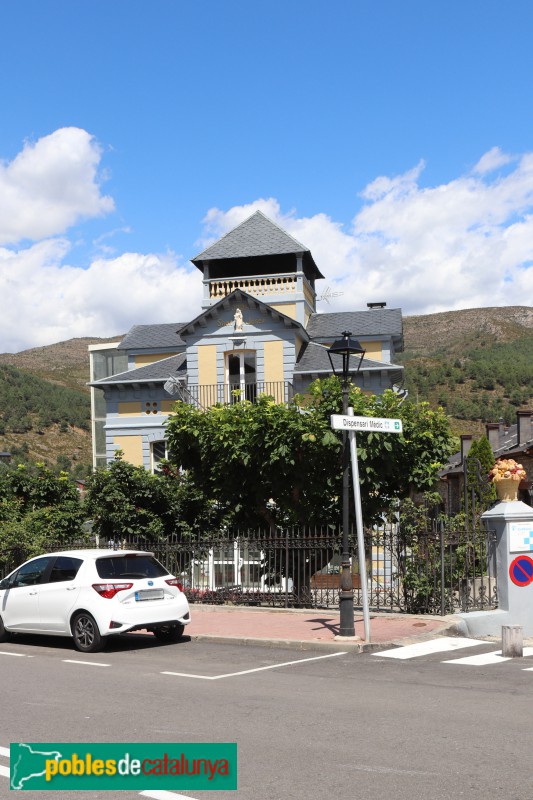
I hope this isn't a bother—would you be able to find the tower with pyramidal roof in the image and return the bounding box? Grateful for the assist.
[89,211,404,471]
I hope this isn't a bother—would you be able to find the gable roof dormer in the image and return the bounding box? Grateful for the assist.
[179,288,307,339]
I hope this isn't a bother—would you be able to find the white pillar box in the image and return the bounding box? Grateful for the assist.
[458,500,533,637]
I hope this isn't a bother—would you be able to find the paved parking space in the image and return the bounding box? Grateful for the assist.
[0,631,355,681]
[3,633,533,800]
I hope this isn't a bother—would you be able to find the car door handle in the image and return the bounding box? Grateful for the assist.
[66,586,78,591]
[29,591,38,596]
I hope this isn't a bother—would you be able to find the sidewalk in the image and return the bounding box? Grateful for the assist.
[186,604,464,653]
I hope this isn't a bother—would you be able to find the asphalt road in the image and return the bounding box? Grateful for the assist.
[0,631,531,800]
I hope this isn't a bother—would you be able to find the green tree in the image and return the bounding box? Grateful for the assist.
[465,436,496,510]
[0,462,81,515]
[165,379,456,527]
[84,452,225,543]
[0,462,85,572]
[165,394,338,528]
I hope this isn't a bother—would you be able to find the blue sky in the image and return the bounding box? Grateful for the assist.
[1,0,533,351]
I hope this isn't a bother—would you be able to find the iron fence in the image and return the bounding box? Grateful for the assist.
[173,381,294,408]
[1,522,496,615]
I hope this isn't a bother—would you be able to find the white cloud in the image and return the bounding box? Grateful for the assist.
[1,131,532,353]
[472,146,513,175]
[0,242,202,352]
[203,149,533,316]
[0,128,202,352]
[0,127,114,244]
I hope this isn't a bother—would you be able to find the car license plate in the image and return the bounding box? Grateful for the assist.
[135,589,164,602]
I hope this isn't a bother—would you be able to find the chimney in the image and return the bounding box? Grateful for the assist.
[461,434,473,462]
[486,423,500,453]
[367,302,387,309]
[517,410,532,447]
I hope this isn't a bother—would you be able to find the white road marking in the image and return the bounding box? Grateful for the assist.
[444,646,533,666]
[443,650,510,666]
[0,651,27,657]
[62,659,111,667]
[514,646,533,657]
[140,792,197,799]
[373,637,484,659]
[162,651,347,680]
[0,744,9,781]
[348,763,438,776]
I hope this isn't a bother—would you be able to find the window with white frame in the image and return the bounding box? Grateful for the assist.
[150,440,168,473]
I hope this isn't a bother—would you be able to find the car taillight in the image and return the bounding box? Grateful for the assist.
[165,578,183,591]
[92,583,133,599]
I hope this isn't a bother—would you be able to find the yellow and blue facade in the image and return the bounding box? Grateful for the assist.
[89,211,404,470]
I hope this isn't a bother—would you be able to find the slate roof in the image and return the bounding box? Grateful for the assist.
[306,309,403,343]
[294,341,404,384]
[193,211,309,261]
[491,422,533,458]
[90,353,187,386]
[192,211,324,279]
[118,324,186,351]
[440,416,533,479]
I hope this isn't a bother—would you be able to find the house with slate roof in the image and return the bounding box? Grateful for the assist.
[89,211,404,470]
[439,410,533,512]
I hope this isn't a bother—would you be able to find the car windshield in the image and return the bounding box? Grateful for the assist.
[95,555,169,579]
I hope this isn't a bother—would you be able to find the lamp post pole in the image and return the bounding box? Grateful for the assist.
[339,375,355,636]
[327,331,366,639]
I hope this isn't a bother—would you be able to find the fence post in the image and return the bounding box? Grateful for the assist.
[284,528,289,609]
[440,522,445,616]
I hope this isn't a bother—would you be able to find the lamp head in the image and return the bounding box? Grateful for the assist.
[327,331,366,381]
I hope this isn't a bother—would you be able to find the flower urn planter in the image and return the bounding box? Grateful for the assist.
[495,478,519,502]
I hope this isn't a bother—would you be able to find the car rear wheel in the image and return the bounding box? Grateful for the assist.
[0,616,10,643]
[72,612,102,653]
[153,623,185,643]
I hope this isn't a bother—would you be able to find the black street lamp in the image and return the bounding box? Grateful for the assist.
[328,331,366,637]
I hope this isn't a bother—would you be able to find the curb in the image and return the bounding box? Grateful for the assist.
[187,617,464,654]
[188,632,379,653]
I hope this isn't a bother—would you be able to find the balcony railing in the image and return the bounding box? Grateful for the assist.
[173,381,294,408]
[209,274,297,300]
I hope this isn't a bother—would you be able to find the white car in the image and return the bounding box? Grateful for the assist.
[0,549,191,653]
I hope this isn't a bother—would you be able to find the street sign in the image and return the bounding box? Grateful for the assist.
[509,522,533,553]
[330,415,403,433]
[509,555,533,587]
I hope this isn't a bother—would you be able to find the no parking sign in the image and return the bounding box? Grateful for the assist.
[509,555,533,587]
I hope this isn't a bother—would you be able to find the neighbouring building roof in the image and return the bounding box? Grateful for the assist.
[490,423,533,458]
[440,412,533,480]
[192,210,324,279]
[306,308,403,342]
[118,324,186,351]
[294,341,404,384]
[90,353,187,386]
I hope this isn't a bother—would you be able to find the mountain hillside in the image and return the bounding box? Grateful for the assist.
[0,307,532,467]
[402,306,533,354]
[0,336,123,391]
[0,337,123,472]
[398,306,533,434]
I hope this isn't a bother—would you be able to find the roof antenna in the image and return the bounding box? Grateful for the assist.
[318,286,344,304]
